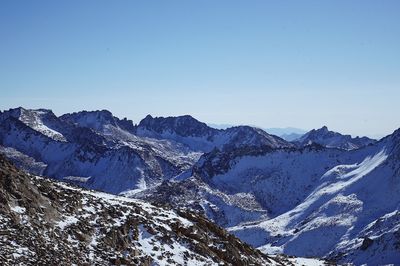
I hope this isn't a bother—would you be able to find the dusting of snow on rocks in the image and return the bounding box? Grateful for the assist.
[0,155,289,265]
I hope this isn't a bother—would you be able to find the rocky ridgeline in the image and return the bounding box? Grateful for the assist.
[0,107,293,194]
[0,155,293,265]
[295,126,376,150]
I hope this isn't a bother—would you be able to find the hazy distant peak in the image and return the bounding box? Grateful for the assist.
[297,126,376,150]
[319,125,329,131]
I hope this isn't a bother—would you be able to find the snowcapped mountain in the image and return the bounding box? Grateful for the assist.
[228,130,400,264]
[295,126,376,150]
[0,108,290,195]
[0,107,68,141]
[137,144,349,227]
[138,128,400,264]
[60,110,202,172]
[0,108,185,194]
[0,155,291,265]
[137,114,218,141]
[208,125,307,142]
[60,109,137,135]
[136,114,292,152]
[1,106,399,265]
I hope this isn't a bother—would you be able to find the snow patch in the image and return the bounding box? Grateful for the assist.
[56,216,79,229]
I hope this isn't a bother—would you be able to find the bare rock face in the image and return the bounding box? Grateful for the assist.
[136,114,219,139]
[360,237,374,251]
[0,155,290,265]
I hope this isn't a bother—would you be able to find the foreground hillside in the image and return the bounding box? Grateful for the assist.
[0,155,291,265]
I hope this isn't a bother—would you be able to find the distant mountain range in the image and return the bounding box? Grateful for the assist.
[0,107,398,265]
[207,123,307,141]
[295,126,376,150]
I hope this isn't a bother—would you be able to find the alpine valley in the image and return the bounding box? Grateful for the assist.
[1,107,399,265]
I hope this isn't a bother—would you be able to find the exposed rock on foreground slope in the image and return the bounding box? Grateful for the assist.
[0,155,292,266]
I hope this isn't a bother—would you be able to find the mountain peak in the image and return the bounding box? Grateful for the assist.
[60,109,135,133]
[70,109,114,120]
[0,107,67,141]
[320,125,329,131]
[137,114,216,138]
[309,126,329,135]
[139,114,199,124]
[7,106,25,114]
[4,107,55,120]
[298,126,376,150]
[143,114,153,120]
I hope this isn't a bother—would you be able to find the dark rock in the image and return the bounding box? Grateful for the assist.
[360,237,374,250]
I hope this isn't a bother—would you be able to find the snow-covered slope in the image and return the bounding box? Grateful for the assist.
[296,126,376,150]
[222,130,400,264]
[138,144,352,227]
[138,129,400,265]
[60,110,202,171]
[0,155,291,265]
[0,107,68,141]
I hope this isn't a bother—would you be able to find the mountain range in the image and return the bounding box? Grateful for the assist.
[207,124,307,141]
[295,126,376,150]
[1,107,397,265]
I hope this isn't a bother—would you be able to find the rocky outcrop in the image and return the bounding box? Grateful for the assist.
[0,155,290,265]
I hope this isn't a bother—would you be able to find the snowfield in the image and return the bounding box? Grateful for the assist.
[226,143,399,264]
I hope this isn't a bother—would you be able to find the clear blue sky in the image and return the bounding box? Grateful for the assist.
[0,0,399,137]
